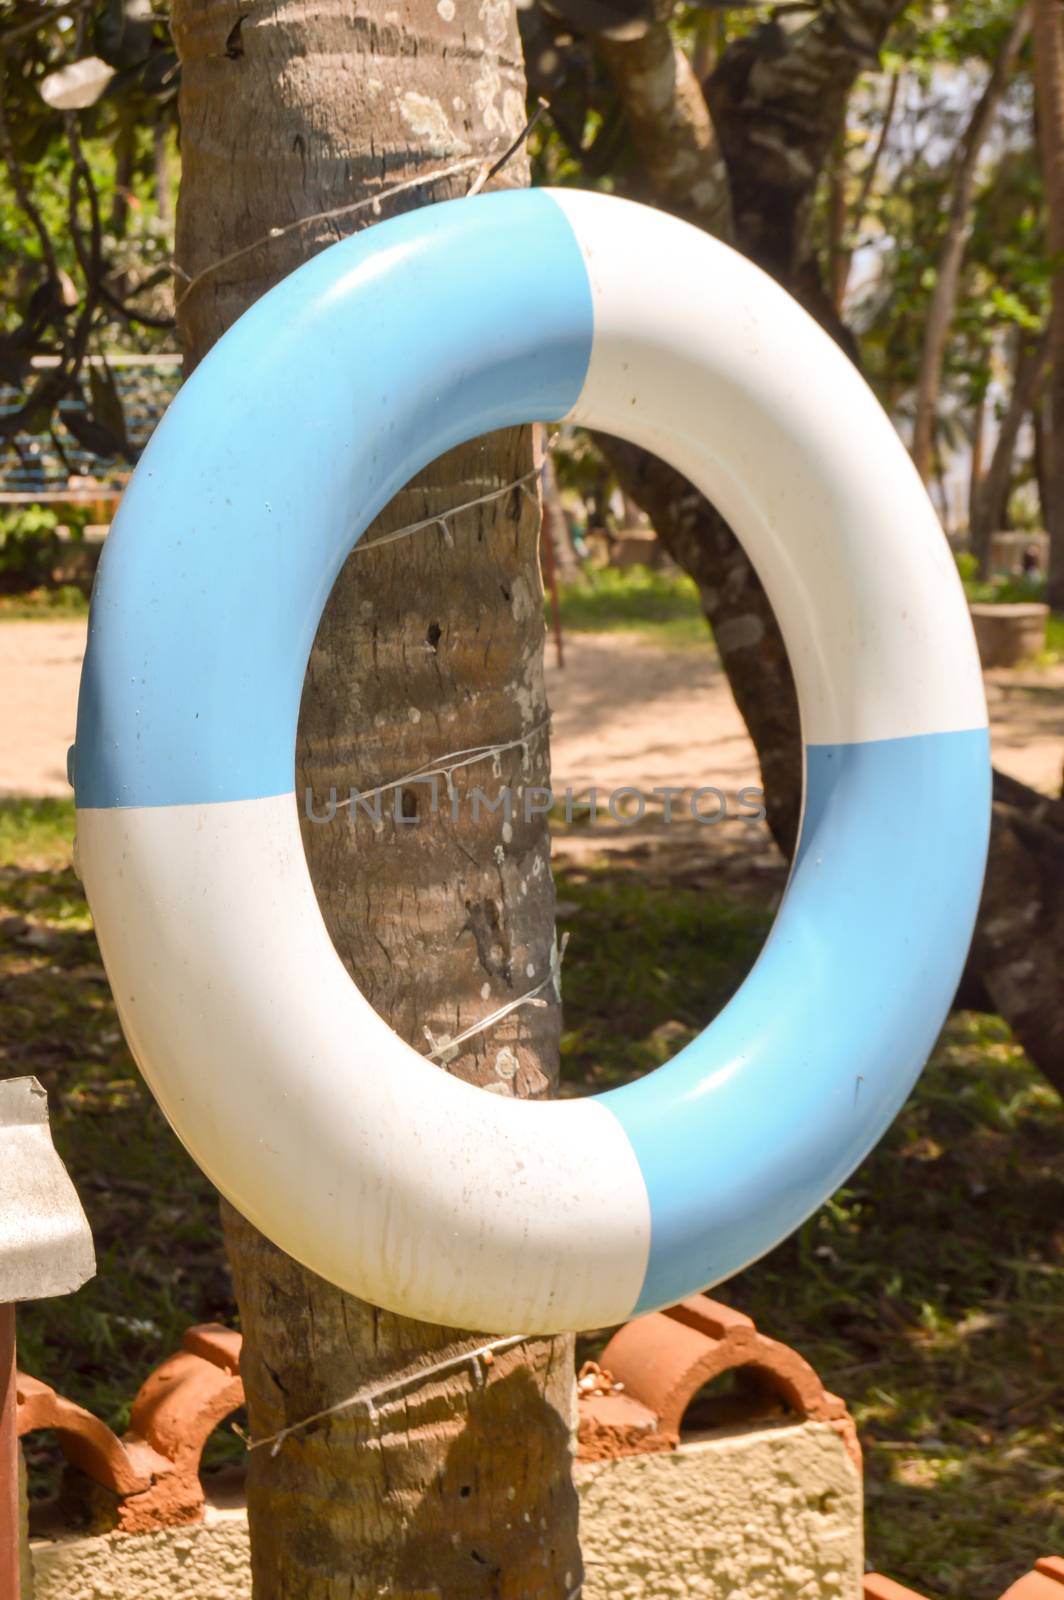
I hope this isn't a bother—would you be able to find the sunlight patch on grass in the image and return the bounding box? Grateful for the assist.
[0,587,89,621]
[0,798,75,868]
[1044,611,1064,663]
[551,565,709,651]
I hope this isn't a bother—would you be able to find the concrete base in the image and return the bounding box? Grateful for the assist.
[608,528,665,569]
[577,1420,862,1600]
[30,1505,250,1600]
[28,1419,861,1600]
[970,602,1048,668]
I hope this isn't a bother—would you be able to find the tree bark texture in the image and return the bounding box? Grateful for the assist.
[596,0,732,236]
[705,0,907,333]
[910,2,1031,485]
[172,2,581,1595]
[1034,0,1064,609]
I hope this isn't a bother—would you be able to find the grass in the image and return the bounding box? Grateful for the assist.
[551,564,709,650]
[1046,612,1064,663]
[0,586,89,621]
[555,875,768,1090]
[557,871,1064,1597]
[551,563,1064,674]
[733,1009,1064,1597]
[4,563,1060,670]
[10,565,702,637]
[1,797,1062,1595]
[0,797,76,867]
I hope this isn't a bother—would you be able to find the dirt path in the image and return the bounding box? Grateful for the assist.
[0,621,87,798]
[544,633,757,796]
[2,620,1061,801]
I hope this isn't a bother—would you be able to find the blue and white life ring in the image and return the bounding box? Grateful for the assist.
[73,189,990,1334]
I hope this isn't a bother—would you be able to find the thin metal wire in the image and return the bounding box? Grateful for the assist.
[350,429,558,559]
[424,932,568,1061]
[240,1333,531,1455]
[334,716,550,815]
[174,98,550,311]
[355,467,539,554]
[467,96,550,196]
[173,156,484,310]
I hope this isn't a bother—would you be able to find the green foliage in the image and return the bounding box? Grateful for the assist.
[557,875,769,1089]
[0,584,88,618]
[553,565,709,650]
[900,0,1033,68]
[956,551,1050,605]
[0,503,59,579]
[0,502,101,590]
[1045,612,1064,661]
[730,1009,1064,1599]
[968,573,1046,603]
[525,0,1051,517]
[841,0,1045,434]
[0,799,242,1491]
[0,796,75,866]
[0,3,178,460]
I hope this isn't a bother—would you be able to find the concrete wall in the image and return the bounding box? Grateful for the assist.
[31,1505,251,1600]
[577,1420,862,1600]
[29,1418,861,1600]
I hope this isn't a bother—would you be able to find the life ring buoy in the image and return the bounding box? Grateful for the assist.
[73,189,990,1334]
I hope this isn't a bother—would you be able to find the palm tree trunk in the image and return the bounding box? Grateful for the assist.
[910,2,1031,485]
[1034,0,1064,610]
[171,3,580,1595]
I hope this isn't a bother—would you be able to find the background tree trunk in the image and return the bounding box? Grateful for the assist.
[542,452,582,585]
[592,1,910,855]
[592,3,1064,1096]
[1034,0,1064,610]
[599,435,802,855]
[705,0,907,340]
[171,2,581,1595]
[910,2,1031,485]
[596,0,732,236]
[971,330,1049,573]
[964,772,1064,1093]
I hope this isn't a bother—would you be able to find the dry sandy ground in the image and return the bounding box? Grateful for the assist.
[1,621,86,798]
[1,620,1061,800]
